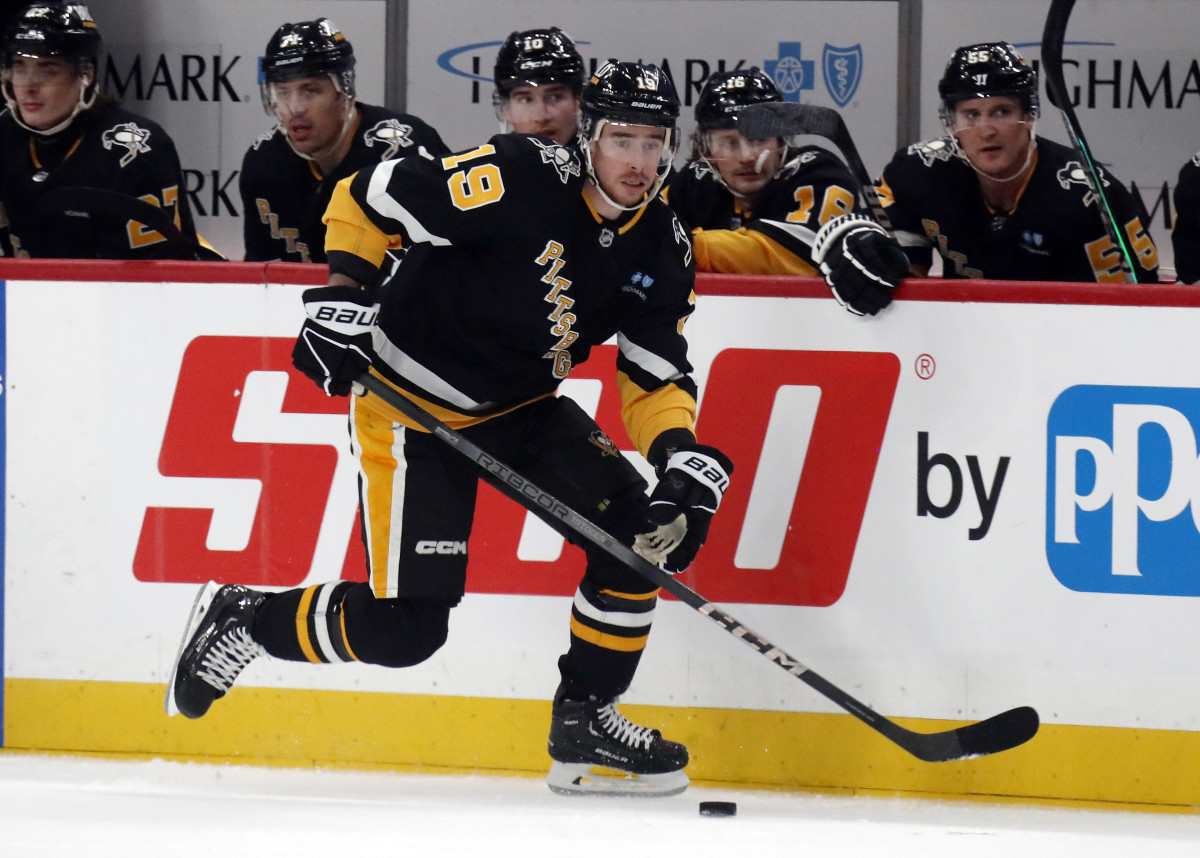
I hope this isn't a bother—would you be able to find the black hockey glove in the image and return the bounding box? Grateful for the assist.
[812,213,909,316]
[291,285,379,397]
[634,435,733,574]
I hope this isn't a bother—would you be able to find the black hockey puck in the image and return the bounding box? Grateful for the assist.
[698,800,737,817]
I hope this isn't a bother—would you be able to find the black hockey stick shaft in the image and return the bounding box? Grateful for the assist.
[1041,0,1137,282]
[37,186,220,261]
[354,371,1039,762]
[738,102,893,231]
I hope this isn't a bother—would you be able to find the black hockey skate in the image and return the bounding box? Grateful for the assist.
[164,581,266,719]
[546,687,689,796]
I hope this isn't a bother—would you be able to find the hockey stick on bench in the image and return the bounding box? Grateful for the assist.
[353,370,1039,762]
[737,102,893,231]
[37,185,224,261]
[1041,0,1137,282]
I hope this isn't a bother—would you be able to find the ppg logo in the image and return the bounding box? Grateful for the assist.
[1047,385,1200,596]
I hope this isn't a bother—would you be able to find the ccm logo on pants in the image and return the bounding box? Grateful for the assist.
[416,540,468,555]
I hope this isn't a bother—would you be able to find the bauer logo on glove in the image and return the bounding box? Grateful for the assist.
[292,285,380,397]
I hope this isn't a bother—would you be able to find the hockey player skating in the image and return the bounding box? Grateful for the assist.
[0,1,207,259]
[667,68,864,276]
[824,41,1158,314]
[239,18,447,263]
[1171,152,1200,284]
[492,26,583,145]
[166,61,733,798]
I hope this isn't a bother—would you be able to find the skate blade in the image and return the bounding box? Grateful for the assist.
[163,581,220,717]
[546,762,688,797]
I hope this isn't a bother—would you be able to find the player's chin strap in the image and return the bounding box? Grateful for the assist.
[582,118,677,212]
[3,70,97,136]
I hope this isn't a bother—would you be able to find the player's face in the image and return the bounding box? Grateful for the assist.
[7,56,85,131]
[949,95,1033,178]
[503,83,579,144]
[704,129,784,196]
[269,75,349,157]
[589,123,669,209]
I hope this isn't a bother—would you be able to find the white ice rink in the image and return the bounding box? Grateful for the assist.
[2,753,1199,857]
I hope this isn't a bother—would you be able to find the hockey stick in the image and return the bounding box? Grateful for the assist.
[353,370,1039,762]
[37,185,224,261]
[737,102,893,230]
[1041,0,1137,282]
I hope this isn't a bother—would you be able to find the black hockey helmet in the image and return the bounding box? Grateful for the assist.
[695,68,781,132]
[261,18,355,98]
[3,1,102,67]
[938,42,1039,122]
[580,61,679,211]
[581,60,679,133]
[493,27,583,95]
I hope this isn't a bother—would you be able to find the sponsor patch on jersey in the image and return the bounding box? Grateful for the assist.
[364,120,414,160]
[101,122,152,167]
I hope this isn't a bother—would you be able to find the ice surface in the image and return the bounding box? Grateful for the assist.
[1,753,1198,857]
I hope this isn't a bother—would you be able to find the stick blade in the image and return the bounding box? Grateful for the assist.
[901,705,1040,763]
[737,102,842,140]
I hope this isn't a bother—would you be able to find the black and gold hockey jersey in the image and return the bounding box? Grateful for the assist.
[323,133,699,457]
[877,135,1159,283]
[1172,151,1200,284]
[239,103,448,263]
[0,100,202,259]
[667,145,858,275]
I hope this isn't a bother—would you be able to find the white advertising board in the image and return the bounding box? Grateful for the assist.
[5,271,1200,735]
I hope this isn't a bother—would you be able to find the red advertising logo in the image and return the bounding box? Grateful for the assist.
[135,337,898,607]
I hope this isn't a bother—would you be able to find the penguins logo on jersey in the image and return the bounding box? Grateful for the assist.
[532,139,581,184]
[101,123,152,167]
[908,138,957,168]
[671,214,693,267]
[1056,161,1110,208]
[587,429,621,458]
[364,120,415,160]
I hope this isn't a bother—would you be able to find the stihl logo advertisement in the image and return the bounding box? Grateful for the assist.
[135,337,899,607]
[1048,384,1200,596]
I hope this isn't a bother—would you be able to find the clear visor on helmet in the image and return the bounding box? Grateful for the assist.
[942,95,1032,132]
[261,72,348,117]
[2,53,85,86]
[589,120,677,170]
[701,128,784,162]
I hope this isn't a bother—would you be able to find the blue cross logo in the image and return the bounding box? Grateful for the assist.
[764,42,815,103]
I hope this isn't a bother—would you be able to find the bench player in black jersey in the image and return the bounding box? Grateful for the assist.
[238,19,448,263]
[1172,152,1200,284]
[493,26,583,146]
[820,41,1159,315]
[167,61,734,799]
[667,68,862,275]
[0,2,207,259]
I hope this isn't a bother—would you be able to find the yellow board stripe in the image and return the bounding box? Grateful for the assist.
[295,585,323,663]
[9,678,1200,810]
[569,616,649,652]
[12,678,1200,810]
